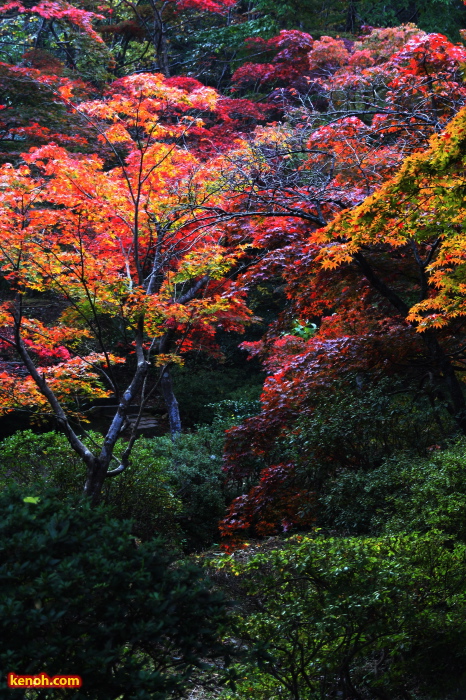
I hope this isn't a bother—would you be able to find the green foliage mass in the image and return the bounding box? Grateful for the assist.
[0,429,181,544]
[0,403,257,551]
[170,17,276,88]
[147,414,241,552]
[235,0,466,39]
[355,0,466,39]
[0,486,231,699]
[320,438,466,539]
[261,378,455,500]
[210,531,466,700]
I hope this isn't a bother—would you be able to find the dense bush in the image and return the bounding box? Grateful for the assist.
[289,379,454,478]
[0,487,232,699]
[150,425,231,551]
[0,430,181,543]
[0,404,256,550]
[149,403,258,550]
[319,438,466,538]
[210,532,466,700]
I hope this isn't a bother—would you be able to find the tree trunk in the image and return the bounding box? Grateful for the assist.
[83,348,150,502]
[345,0,360,33]
[152,4,170,77]
[83,456,110,505]
[161,366,182,437]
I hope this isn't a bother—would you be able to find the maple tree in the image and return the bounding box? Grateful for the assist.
[0,0,105,47]
[215,24,466,541]
[0,0,242,89]
[319,100,466,361]
[0,0,110,164]
[0,0,110,82]
[97,0,238,79]
[0,71,253,502]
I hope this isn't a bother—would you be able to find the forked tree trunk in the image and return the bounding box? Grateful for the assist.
[15,311,151,504]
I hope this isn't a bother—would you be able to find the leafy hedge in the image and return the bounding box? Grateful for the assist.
[320,438,466,538]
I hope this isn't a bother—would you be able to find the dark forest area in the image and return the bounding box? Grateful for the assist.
[2,1,466,698]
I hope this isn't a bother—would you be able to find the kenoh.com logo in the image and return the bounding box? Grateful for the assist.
[7,673,82,688]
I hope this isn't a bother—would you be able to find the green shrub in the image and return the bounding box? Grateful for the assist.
[0,430,181,542]
[0,429,83,493]
[318,460,405,534]
[210,533,466,700]
[289,379,453,478]
[383,440,466,538]
[0,487,232,699]
[102,437,182,542]
[320,438,466,539]
[149,406,256,551]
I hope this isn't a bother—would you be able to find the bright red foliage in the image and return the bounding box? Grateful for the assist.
[175,0,236,11]
[0,1,105,42]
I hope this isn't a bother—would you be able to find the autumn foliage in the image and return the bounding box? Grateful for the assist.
[0,71,255,500]
[2,2,466,539]
[217,24,466,542]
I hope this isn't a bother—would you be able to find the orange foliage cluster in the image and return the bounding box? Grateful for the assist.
[0,73,252,419]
